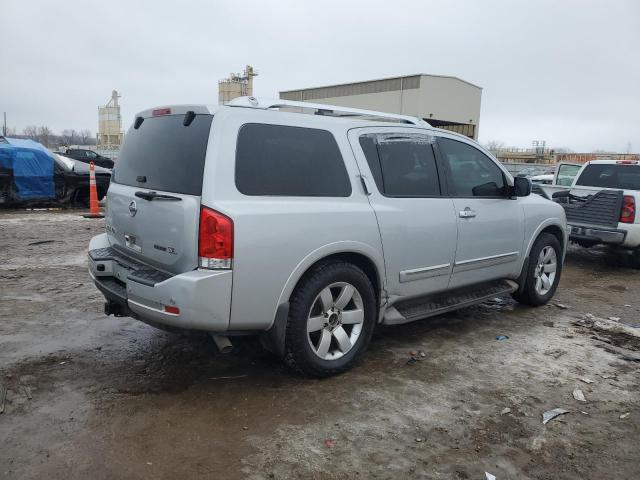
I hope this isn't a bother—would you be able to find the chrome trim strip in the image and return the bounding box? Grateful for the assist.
[128,298,179,317]
[453,251,519,273]
[399,263,451,283]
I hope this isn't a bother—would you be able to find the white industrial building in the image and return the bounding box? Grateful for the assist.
[280,74,482,139]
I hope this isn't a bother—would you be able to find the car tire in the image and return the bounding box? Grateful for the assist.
[629,249,640,269]
[512,233,563,307]
[284,261,377,378]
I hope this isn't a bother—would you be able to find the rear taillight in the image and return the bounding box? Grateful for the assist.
[620,195,636,224]
[198,206,233,269]
[163,305,180,315]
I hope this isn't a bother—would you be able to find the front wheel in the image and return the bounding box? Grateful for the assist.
[284,261,377,378]
[513,233,562,306]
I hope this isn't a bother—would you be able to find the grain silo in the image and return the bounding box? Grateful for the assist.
[97,90,123,159]
[218,66,258,105]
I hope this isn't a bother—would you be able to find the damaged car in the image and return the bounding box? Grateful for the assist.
[0,136,111,207]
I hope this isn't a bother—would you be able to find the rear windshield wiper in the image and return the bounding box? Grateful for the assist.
[135,191,182,201]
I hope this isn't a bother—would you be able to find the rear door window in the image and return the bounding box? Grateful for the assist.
[112,114,213,195]
[359,133,441,197]
[235,123,351,196]
[438,137,507,197]
[575,164,640,190]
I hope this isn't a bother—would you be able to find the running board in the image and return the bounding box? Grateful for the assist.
[383,279,518,326]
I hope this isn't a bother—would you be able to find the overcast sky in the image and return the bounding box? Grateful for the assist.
[1,0,638,152]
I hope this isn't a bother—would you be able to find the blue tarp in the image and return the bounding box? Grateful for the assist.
[0,138,55,199]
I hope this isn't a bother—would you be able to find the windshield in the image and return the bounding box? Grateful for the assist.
[112,114,213,195]
[575,164,640,190]
[52,152,75,171]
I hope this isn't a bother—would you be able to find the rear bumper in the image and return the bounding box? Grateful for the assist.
[88,233,232,332]
[568,224,626,245]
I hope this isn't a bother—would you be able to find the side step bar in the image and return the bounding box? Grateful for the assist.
[383,279,518,326]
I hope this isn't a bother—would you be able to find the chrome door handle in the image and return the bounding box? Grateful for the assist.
[459,207,476,218]
[358,175,372,196]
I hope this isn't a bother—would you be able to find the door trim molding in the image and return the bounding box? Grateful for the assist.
[453,251,519,273]
[399,263,451,283]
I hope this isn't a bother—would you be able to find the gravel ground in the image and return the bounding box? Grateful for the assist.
[1,210,638,479]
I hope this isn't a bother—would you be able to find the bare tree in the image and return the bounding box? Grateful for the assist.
[485,140,505,152]
[79,129,92,145]
[553,147,573,154]
[23,125,38,140]
[61,129,79,146]
[37,126,52,147]
[60,129,71,145]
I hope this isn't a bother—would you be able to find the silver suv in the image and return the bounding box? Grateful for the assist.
[88,97,568,377]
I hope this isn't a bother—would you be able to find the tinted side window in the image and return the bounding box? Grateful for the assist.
[359,134,440,197]
[438,138,506,197]
[359,135,384,192]
[235,124,351,197]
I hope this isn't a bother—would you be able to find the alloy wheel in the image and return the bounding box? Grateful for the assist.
[534,246,557,295]
[306,282,364,360]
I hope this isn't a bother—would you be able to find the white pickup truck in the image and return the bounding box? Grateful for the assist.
[538,160,640,264]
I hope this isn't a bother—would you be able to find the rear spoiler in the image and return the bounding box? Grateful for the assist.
[133,104,212,120]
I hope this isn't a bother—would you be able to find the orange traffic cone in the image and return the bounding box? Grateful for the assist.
[83,161,104,218]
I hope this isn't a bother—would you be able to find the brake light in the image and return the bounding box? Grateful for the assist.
[616,160,638,165]
[152,108,171,116]
[163,305,180,315]
[198,206,233,269]
[620,195,636,224]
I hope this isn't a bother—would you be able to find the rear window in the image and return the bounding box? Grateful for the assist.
[112,114,213,195]
[235,123,351,197]
[575,164,640,190]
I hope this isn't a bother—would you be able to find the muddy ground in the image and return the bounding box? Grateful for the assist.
[0,210,638,479]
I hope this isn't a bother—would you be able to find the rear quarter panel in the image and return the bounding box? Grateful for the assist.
[202,109,385,330]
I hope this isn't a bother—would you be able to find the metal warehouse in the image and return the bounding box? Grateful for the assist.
[280,74,482,139]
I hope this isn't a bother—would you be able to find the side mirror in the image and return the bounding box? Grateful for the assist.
[513,176,531,197]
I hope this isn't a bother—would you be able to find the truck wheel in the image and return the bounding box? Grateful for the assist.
[513,233,563,307]
[284,261,376,378]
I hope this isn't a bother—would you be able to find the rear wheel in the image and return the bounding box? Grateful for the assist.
[284,261,376,378]
[629,249,640,269]
[513,233,562,306]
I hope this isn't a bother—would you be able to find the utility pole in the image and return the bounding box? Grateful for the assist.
[2,112,6,136]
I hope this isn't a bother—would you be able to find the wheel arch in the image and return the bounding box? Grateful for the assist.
[262,242,385,358]
[515,220,567,295]
[276,242,385,311]
[525,220,567,261]
[540,224,566,255]
[514,221,566,303]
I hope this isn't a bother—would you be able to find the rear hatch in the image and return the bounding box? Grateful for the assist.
[105,108,213,274]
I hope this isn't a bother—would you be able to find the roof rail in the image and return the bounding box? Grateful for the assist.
[226,96,431,127]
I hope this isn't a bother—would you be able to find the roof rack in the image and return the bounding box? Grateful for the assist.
[226,96,431,127]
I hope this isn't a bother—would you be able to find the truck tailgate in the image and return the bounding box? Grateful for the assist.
[555,190,623,228]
